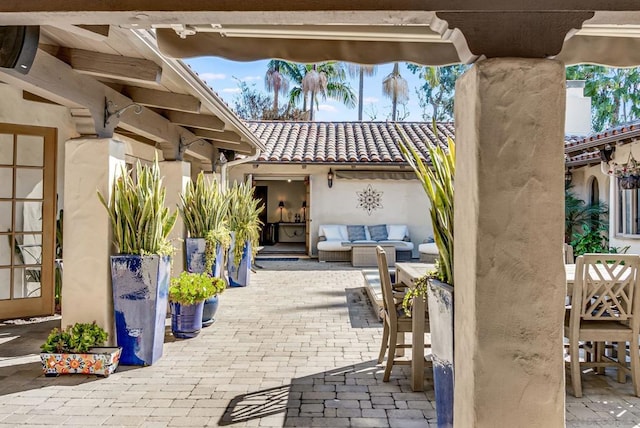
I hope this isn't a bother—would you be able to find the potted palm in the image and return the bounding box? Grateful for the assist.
[169,272,226,338]
[399,123,455,428]
[227,182,264,287]
[97,159,177,366]
[40,322,121,377]
[179,172,230,326]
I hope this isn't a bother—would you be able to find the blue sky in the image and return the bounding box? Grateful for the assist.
[185,57,427,122]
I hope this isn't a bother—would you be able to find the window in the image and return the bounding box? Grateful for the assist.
[617,185,640,235]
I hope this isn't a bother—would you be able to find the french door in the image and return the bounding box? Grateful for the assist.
[0,123,56,319]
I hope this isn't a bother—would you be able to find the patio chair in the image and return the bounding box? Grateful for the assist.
[376,246,430,382]
[564,254,640,398]
[563,243,574,264]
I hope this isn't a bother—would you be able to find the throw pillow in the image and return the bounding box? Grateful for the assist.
[347,225,367,241]
[368,224,388,241]
[323,226,343,241]
[387,225,408,241]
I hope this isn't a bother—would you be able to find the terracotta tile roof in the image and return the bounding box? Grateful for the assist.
[564,120,640,167]
[246,121,455,164]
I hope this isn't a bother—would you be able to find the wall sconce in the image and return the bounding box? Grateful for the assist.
[565,168,573,185]
[327,168,334,188]
[301,201,307,221]
[278,201,285,222]
[600,144,615,162]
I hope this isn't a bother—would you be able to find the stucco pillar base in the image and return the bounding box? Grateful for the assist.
[453,59,566,427]
[61,138,125,344]
[159,161,191,277]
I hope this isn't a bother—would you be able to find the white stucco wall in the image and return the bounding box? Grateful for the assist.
[565,81,591,136]
[231,163,432,257]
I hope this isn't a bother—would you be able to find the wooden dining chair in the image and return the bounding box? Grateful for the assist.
[564,254,640,397]
[376,246,430,382]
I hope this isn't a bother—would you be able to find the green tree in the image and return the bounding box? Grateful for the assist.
[232,79,303,121]
[566,65,640,132]
[382,62,408,121]
[408,64,467,121]
[276,61,356,121]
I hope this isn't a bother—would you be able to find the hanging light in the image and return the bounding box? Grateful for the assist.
[565,168,573,185]
[327,169,334,188]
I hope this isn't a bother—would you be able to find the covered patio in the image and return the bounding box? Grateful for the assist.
[1,260,639,427]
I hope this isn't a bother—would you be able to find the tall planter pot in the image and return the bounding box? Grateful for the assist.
[185,238,224,326]
[427,279,454,428]
[110,254,170,366]
[228,236,251,287]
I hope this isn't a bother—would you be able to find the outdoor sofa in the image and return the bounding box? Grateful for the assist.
[317,224,414,262]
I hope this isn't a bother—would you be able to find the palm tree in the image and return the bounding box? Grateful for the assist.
[348,64,377,121]
[382,62,409,121]
[265,60,290,114]
[280,62,356,121]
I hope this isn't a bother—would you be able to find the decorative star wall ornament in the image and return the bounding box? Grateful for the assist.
[357,185,383,215]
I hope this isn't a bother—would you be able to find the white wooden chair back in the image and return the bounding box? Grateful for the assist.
[376,246,398,326]
[572,254,640,324]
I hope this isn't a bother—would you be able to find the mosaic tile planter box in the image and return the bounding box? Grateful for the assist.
[40,347,122,377]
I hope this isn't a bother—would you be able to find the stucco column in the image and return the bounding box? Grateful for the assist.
[454,59,566,427]
[61,138,125,343]
[159,160,191,277]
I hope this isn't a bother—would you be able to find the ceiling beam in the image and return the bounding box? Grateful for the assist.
[123,86,201,113]
[193,129,244,144]
[166,110,225,131]
[49,24,110,41]
[212,140,253,154]
[0,48,208,161]
[40,45,162,83]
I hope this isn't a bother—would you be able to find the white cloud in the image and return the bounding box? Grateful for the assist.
[363,97,379,104]
[222,87,241,94]
[318,104,338,112]
[199,72,226,81]
[242,75,262,82]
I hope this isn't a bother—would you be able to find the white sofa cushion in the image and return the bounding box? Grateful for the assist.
[379,240,414,251]
[317,240,351,251]
[320,224,348,241]
[418,242,439,255]
[387,224,408,241]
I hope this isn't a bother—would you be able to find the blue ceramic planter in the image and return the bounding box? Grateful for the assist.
[427,279,454,428]
[185,238,224,277]
[185,238,224,326]
[110,255,170,366]
[170,301,204,339]
[228,237,251,287]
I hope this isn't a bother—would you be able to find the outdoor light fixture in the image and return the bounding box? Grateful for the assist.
[278,201,285,222]
[301,201,307,221]
[327,168,334,188]
[600,144,615,162]
[565,168,573,185]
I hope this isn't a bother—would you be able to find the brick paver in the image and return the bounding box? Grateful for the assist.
[0,259,638,426]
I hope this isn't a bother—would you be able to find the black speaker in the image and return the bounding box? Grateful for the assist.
[0,26,39,75]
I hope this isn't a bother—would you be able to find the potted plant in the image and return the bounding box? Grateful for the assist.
[40,322,121,377]
[179,172,230,326]
[227,182,264,287]
[169,272,226,338]
[614,154,640,189]
[399,123,455,427]
[97,159,177,366]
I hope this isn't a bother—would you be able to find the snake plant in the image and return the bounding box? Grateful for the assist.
[179,172,230,271]
[398,122,455,286]
[227,181,264,267]
[97,159,177,256]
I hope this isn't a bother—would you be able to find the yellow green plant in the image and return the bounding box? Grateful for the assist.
[227,181,264,267]
[169,272,226,306]
[398,122,455,286]
[97,159,177,256]
[179,173,231,271]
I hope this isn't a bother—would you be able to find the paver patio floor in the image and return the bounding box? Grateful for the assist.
[1,259,640,427]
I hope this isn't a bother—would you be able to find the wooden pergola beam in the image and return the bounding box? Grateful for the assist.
[0,48,211,161]
[124,86,201,113]
[48,24,110,42]
[40,45,162,83]
[193,129,244,144]
[166,110,225,131]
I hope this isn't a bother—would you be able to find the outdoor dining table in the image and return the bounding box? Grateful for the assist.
[395,262,434,392]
